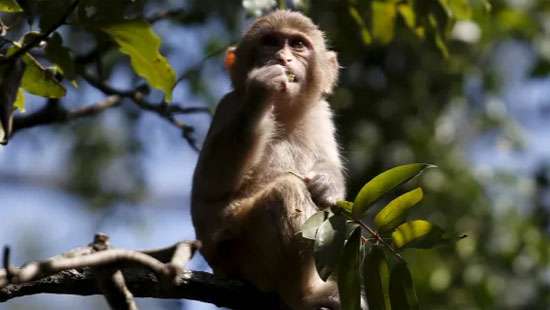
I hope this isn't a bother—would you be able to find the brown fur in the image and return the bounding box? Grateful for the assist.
[191,10,345,309]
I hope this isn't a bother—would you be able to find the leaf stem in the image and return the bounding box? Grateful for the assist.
[354,219,403,261]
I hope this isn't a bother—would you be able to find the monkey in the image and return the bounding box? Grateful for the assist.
[191,10,345,310]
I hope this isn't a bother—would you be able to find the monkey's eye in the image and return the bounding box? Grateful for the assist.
[289,37,306,49]
[261,34,280,47]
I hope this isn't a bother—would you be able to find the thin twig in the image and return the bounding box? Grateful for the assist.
[147,9,188,24]
[92,233,138,310]
[354,220,403,260]
[1,247,12,285]
[175,43,233,85]
[80,72,202,151]
[12,96,122,134]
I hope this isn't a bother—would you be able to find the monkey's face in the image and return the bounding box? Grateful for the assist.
[254,30,313,93]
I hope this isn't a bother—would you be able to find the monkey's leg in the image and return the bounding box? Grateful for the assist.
[212,175,339,309]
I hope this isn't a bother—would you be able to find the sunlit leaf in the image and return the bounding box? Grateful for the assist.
[352,163,434,219]
[434,29,449,58]
[302,210,328,240]
[6,41,66,98]
[436,0,452,17]
[20,54,66,98]
[372,1,397,44]
[14,88,25,112]
[397,3,416,30]
[100,20,176,101]
[45,32,76,81]
[337,227,362,310]
[481,0,491,11]
[336,200,353,215]
[0,59,24,145]
[389,262,419,310]
[364,246,390,310]
[0,0,21,12]
[427,12,449,58]
[392,220,445,249]
[496,9,538,34]
[374,188,424,232]
[314,214,347,281]
[349,6,372,45]
[448,0,472,20]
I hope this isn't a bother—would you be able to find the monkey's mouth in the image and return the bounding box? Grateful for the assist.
[285,71,297,83]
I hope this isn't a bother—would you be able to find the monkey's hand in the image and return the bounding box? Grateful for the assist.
[304,173,340,209]
[246,64,289,98]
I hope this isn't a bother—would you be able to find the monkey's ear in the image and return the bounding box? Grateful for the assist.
[324,51,340,94]
[224,46,237,70]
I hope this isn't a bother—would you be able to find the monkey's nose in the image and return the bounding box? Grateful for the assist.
[275,51,292,65]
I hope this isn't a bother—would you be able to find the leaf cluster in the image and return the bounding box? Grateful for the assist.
[0,0,176,144]
[302,163,460,309]
[346,0,490,57]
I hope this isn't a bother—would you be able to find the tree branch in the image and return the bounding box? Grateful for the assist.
[1,1,79,63]
[147,9,189,24]
[0,268,281,309]
[80,72,205,151]
[91,233,137,310]
[0,235,282,309]
[12,95,122,134]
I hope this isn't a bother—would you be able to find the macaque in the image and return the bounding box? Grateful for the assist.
[191,10,345,309]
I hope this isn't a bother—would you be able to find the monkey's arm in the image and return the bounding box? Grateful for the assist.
[193,94,275,202]
[194,65,291,202]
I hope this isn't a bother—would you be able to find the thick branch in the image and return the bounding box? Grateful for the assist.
[0,237,282,309]
[0,268,280,309]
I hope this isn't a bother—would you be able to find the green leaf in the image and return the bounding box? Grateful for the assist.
[0,0,22,12]
[364,246,390,310]
[336,200,353,214]
[20,54,66,98]
[314,214,347,281]
[337,227,362,310]
[389,262,419,310]
[7,41,66,98]
[0,59,24,145]
[352,163,434,219]
[372,1,397,44]
[45,32,76,80]
[448,0,472,20]
[391,220,445,249]
[374,187,424,232]
[481,0,491,11]
[302,210,328,240]
[349,6,372,45]
[14,88,25,112]
[99,20,176,101]
[397,3,416,30]
[434,29,449,58]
